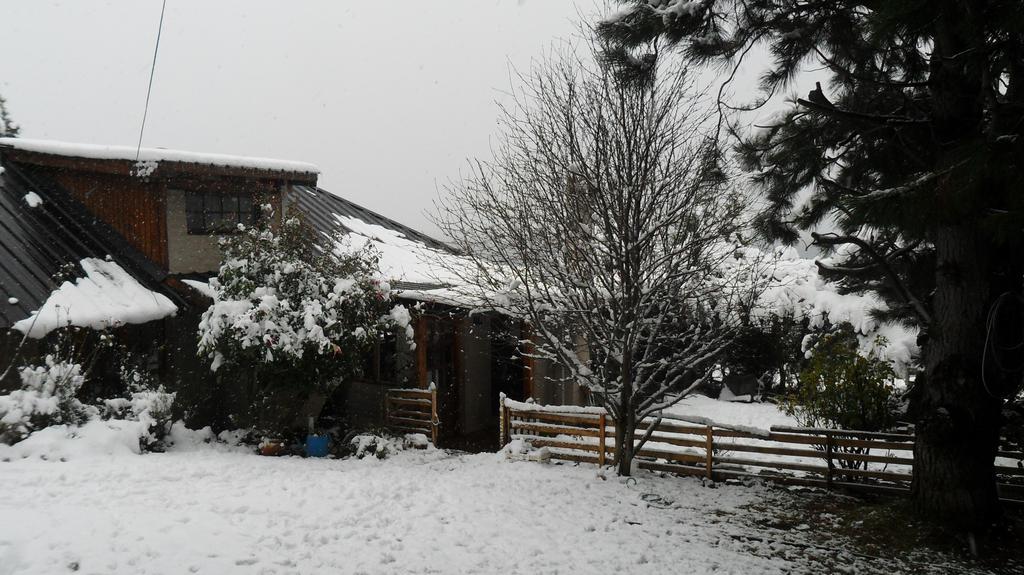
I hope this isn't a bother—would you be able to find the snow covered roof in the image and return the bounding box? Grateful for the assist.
[0,160,182,334]
[286,186,918,369]
[13,258,177,338]
[287,186,464,294]
[0,137,319,180]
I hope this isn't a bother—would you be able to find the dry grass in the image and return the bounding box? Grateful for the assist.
[736,483,1024,575]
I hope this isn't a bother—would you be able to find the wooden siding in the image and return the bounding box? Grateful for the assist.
[52,171,169,268]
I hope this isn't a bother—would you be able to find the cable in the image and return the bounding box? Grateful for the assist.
[134,0,168,164]
[981,291,1024,399]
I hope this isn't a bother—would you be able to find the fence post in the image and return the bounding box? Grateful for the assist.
[825,432,834,489]
[705,425,714,480]
[598,413,607,467]
[498,392,510,447]
[431,385,439,446]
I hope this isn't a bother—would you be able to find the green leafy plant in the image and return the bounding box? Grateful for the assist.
[784,325,899,469]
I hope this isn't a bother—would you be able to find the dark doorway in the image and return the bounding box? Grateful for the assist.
[490,316,525,415]
[424,316,459,441]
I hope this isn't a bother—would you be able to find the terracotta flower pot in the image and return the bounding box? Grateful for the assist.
[259,439,285,456]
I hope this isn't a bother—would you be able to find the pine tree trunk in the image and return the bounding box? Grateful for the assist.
[911,225,1004,529]
[909,3,1017,530]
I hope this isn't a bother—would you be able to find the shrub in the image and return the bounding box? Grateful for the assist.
[346,433,423,459]
[101,381,176,452]
[723,313,808,395]
[0,355,93,444]
[783,325,899,469]
[197,207,412,437]
[2,341,176,452]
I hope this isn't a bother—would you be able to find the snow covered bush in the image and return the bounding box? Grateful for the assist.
[345,432,428,459]
[101,380,176,452]
[197,207,411,436]
[0,355,93,444]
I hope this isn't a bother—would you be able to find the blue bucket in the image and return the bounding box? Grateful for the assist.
[305,434,330,458]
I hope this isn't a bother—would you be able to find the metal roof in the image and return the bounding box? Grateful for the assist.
[288,185,453,252]
[0,160,181,329]
[286,185,455,291]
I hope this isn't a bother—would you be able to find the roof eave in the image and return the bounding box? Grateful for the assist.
[0,147,319,186]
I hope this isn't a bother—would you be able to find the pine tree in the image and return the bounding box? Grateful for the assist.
[598,1,1024,530]
[0,94,19,137]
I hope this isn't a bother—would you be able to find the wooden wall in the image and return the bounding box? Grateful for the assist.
[52,171,169,268]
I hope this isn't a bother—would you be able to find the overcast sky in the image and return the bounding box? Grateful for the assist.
[0,1,800,239]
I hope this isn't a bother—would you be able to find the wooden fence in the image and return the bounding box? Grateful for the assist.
[499,397,1024,503]
[385,386,438,445]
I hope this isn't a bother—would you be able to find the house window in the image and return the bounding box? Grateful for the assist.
[185,191,256,235]
[362,332,400,385]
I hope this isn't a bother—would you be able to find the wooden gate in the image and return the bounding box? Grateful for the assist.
[385,386,439,445]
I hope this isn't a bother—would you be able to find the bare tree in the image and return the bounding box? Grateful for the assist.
[436,36,763,475]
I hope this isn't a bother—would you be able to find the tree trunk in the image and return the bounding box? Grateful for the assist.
[911,225,1004,530]
[909,3,1020,530]
[615,377,636,476]
[615,408,636,476]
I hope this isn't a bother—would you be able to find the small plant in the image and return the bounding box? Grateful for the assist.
[783,325,899,469]
[101,378,176,452]
[0,355,93,444]
[1,333,177,452]
[340,432,426,459]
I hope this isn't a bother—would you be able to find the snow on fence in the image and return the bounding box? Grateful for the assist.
[499,397,1024,504]
[385,387,439,445]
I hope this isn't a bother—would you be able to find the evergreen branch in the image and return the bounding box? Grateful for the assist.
[797,83,928,126]
[812,232,932,325]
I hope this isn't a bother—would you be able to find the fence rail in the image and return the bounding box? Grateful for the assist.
[385,387,438,445]
[499,397,1024,504]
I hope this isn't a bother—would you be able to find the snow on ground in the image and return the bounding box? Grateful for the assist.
[0,402,1007,575]
[0,440,960,575]
[666,393,797,430]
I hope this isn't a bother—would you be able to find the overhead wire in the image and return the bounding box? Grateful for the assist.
[134,0,168,164]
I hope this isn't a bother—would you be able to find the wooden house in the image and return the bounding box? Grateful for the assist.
[0,138,586,449]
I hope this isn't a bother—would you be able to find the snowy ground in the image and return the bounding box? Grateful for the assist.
[1,440,1006,575]
[665,392,799,428]
[1,397,1014,574]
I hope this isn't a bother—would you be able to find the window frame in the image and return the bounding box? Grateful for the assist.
[184,190,257,235]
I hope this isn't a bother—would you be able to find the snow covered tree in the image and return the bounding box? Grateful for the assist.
[598,0,1024,529]
[0,93,18,137]
[198,207,411,435]
[436,36,765,475]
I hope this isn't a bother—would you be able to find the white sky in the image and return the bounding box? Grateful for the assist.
[0,1,804,239]
[0,0,602,236]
